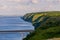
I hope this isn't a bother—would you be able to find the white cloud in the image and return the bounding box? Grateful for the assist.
[0,0,60,16]
[0,5,7,10]
[31,0,39,4]
[6,0,21,2]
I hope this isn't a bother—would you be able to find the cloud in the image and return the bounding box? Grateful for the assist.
[31,0,39,4]
[0,0,60,16]
[6,0,31,5]
[46,0,60,5]
[0,5,6,10]
[8,0,21,2]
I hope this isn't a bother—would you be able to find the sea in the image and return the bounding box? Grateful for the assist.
[0,16,34,40]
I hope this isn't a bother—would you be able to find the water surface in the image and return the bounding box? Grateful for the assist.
[0,16,34,40]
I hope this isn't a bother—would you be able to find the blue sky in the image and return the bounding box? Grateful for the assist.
[0,0,60,16]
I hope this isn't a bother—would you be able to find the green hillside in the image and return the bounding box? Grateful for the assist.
[23,11,60,40]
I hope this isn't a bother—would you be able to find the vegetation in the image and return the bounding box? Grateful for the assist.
[23,11,60,40]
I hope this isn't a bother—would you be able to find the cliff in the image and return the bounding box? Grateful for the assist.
[23,11,60,40]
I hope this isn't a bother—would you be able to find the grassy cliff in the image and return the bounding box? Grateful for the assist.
[23,11,60,40]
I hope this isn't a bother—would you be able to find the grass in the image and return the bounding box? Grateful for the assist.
[32,14,43,22]
[23,11,60,40]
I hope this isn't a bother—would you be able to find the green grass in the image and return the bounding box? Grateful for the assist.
[23,11,60,40]
[32,14,43,22]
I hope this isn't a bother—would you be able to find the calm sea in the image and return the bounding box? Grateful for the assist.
[0,16,34,40]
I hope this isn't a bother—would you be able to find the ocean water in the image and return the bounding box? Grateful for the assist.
[0,16,34,40]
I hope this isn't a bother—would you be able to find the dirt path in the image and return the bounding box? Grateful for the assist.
[48,38,60,40]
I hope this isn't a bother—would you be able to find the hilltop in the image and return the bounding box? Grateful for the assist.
[23,11,60,40]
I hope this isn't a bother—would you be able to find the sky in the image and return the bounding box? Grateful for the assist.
[0,0,60,16]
